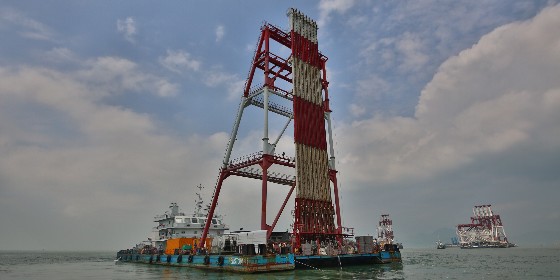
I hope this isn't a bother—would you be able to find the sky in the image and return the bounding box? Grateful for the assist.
[1,0,559,250]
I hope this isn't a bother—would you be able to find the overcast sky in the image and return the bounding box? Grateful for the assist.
[1,0,559,251]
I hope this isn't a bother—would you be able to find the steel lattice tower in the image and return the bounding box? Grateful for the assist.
[199,8,348,250]
[377,214,394,244]
[456,205,510,247]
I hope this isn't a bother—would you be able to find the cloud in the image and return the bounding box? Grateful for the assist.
[44,47,78,63]
[80,56,178,97]
[318,0,355,26]
[215,25,225,42]
[203,69,245,100]
[395,32,429,72]
[0,7,55,41]
[0,60,227,249]
[159,49,201,74]
[336,4,560,185]
[342,1,558,119]
[117,17,137,43]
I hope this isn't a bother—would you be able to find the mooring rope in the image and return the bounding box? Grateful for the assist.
[294,259,324,271]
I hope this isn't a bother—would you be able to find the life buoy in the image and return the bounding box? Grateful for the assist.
[217,256,224,266]
[187,255,193,263]
[177,255,183,263]
[204,255,210,265]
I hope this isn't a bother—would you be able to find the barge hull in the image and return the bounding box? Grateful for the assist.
[116,253,295,273]
[294,251,402,269]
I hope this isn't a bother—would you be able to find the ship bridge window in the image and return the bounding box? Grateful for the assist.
[212,219,217,225]
[191,218,198,223]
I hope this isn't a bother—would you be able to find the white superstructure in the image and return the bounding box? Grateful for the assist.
[147,188,229,249]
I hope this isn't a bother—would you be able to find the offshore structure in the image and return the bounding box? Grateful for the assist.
[200,8,346,252]
[377,214,394,244]
[116,8,401,273]
[456,205,515,248]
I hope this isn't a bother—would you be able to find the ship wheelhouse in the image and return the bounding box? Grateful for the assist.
[149,202,229,249]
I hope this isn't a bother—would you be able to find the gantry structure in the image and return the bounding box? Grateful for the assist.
[199,8,350,250]
[456,205,510,248]
[377,214,395,244]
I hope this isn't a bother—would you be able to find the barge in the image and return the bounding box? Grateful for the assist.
[117,8,401,273]
[456,205,516,249]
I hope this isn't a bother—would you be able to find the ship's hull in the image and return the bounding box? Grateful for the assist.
[116,250,402,273]
[116,253,294,273]
[294,251,401,269]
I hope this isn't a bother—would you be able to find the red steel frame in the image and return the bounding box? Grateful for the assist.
[199,19,344,250]
[457,205,509,243]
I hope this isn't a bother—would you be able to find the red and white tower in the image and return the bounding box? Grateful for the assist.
[456,205,511,248]
[199,8,348,250]
[377,214,394,244]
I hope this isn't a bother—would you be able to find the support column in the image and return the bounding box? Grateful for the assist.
[260,155,273,231]
[262,87,272,155]
[199,170,228,249]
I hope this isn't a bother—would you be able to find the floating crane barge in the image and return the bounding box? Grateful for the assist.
[117,8,401,273]
[456,205,515,248]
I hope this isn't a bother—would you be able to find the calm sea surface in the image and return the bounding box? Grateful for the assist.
[1,248,559,279]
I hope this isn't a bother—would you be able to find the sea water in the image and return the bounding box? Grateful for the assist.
[1,248,559,279]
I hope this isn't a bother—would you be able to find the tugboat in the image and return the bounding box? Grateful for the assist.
[116,188,294,273]
[146,185,229,255]
[375,214,403,263]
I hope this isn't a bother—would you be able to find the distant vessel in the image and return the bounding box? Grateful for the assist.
[456,205,516,248]
[436,240,446,249]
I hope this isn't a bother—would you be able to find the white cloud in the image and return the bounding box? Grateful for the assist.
[395,32,429,72]
[203,70,244,100]
[117,17,137,43]
[318,0,355,26]
[215,25,225,42]
[159,49,201,74]
[0,7,55,41]
[44,47,78,63]
[0,62,226,222]
[349,103,365,117]
[80,56,178,97]
[336,4,560,185]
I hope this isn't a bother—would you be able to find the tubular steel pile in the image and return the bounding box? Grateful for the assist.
[289,9,337,247]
